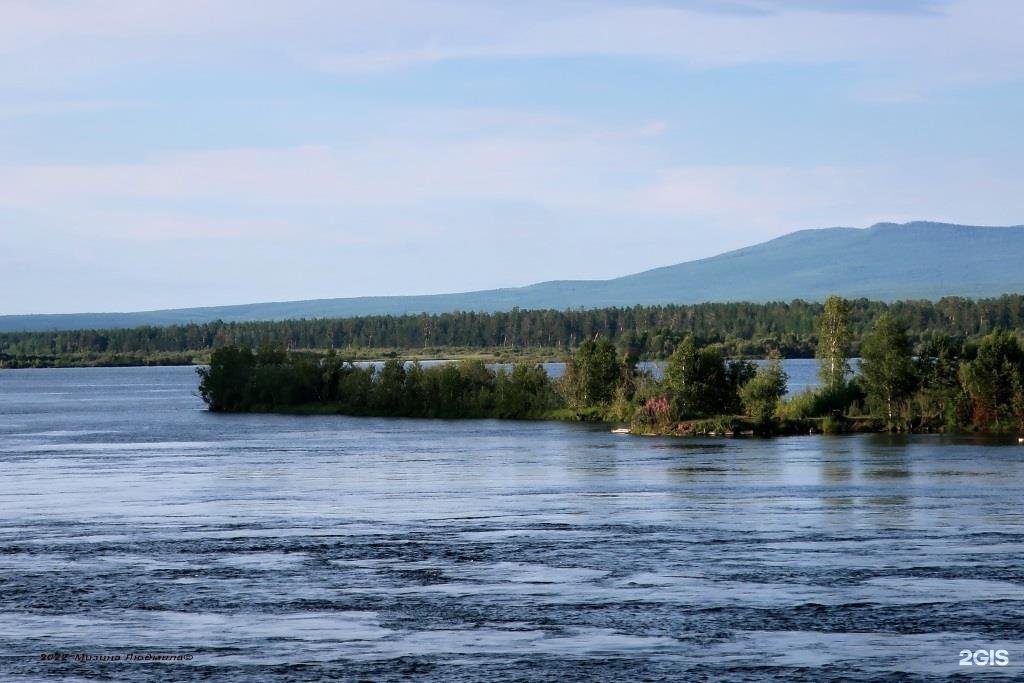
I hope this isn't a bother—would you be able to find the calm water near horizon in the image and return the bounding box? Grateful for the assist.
[1,365,1022,680]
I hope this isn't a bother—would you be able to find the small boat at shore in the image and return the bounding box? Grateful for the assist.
[611,428,631,434]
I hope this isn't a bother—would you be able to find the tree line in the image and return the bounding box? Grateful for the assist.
[5,294,1024,367]
[198,296,1024,434]
[198,347,562,419]
[761,296,1024,434]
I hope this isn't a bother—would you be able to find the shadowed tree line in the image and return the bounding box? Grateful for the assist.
[5,294,1024,367]
[198,348,561,419]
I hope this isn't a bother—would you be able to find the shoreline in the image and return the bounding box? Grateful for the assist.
[208,404,1023,439]
[0,348,814,370]
[0,347,573,369]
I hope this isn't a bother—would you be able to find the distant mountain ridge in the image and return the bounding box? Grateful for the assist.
[4,221,1024,333]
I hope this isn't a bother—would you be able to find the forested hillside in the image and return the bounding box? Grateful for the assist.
[4,222,1024,332]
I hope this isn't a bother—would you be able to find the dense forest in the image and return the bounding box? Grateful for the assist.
[199,297,1024,435]
[5,295,1024,368]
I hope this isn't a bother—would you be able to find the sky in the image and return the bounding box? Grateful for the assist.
[2,0,1023,314]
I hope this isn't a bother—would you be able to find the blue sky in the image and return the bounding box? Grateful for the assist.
[2,0,1023,314]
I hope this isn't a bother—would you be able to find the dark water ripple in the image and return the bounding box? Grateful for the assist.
[1,366,1022,681]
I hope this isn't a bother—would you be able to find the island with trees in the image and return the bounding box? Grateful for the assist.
[197,297,1024,436]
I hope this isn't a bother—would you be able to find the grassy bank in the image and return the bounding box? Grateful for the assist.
[0,346,568,369]
[0,351,203,368]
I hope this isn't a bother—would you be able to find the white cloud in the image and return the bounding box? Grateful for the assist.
[307,1,1023,100]
[0,116,649,214]
[0,1,1020,97]
[3,128,1021,252]
[1,0,1020,312]
[3,140,1022,313]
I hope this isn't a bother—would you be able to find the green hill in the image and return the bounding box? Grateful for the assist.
[4,221,1023,332]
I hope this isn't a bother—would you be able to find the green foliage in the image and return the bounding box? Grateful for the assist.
[776,380,863,421]
[689,416,742,436]
[374,358,407,410]
[495,364,560,418]
[196,348,563,419]
[0,351,197,368]
[959,330,1024,431]
[337,362,374,412]
[776,389,819,421]
[860,313,917,429]
[196,346,255,411]
[630,396,672,433]
[740,357,789,427]
[561,337,621,408]
[914,333,967,429]
[194,327,1024,435]
[607,385,634,423]
[820,415,845,434]
[816,295,852,388]
[664,337,753,418]
[9,294,1024,369]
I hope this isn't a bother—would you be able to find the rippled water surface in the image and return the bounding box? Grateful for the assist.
[1,366,1022,681]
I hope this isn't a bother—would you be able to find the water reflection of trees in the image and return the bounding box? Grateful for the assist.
[818,437,914,525]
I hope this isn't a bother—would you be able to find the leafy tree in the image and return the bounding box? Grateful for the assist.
[337,364,375,414]
[959,329,1024,430]
[495,364,560,418]
[663,336,698,416]
[255,343,287,365]
[664,337,749,417]
[401,361,427,415]
[436,363,467,417]
[726,359,758,412]
[740,357,789,428]
[562,337,621,407]
[197,346,255,411]
[914,333,965,427]
[374,358,406,413]
[459,360,496,416]
[816,295,852,388]
[860,314,917,427]
[193,329,1024,433]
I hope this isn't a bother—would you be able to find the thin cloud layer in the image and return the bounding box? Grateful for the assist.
[0,0,1021,312]
[2,0,1018,94]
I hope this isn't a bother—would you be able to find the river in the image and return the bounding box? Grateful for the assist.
[1,366,1021,680]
